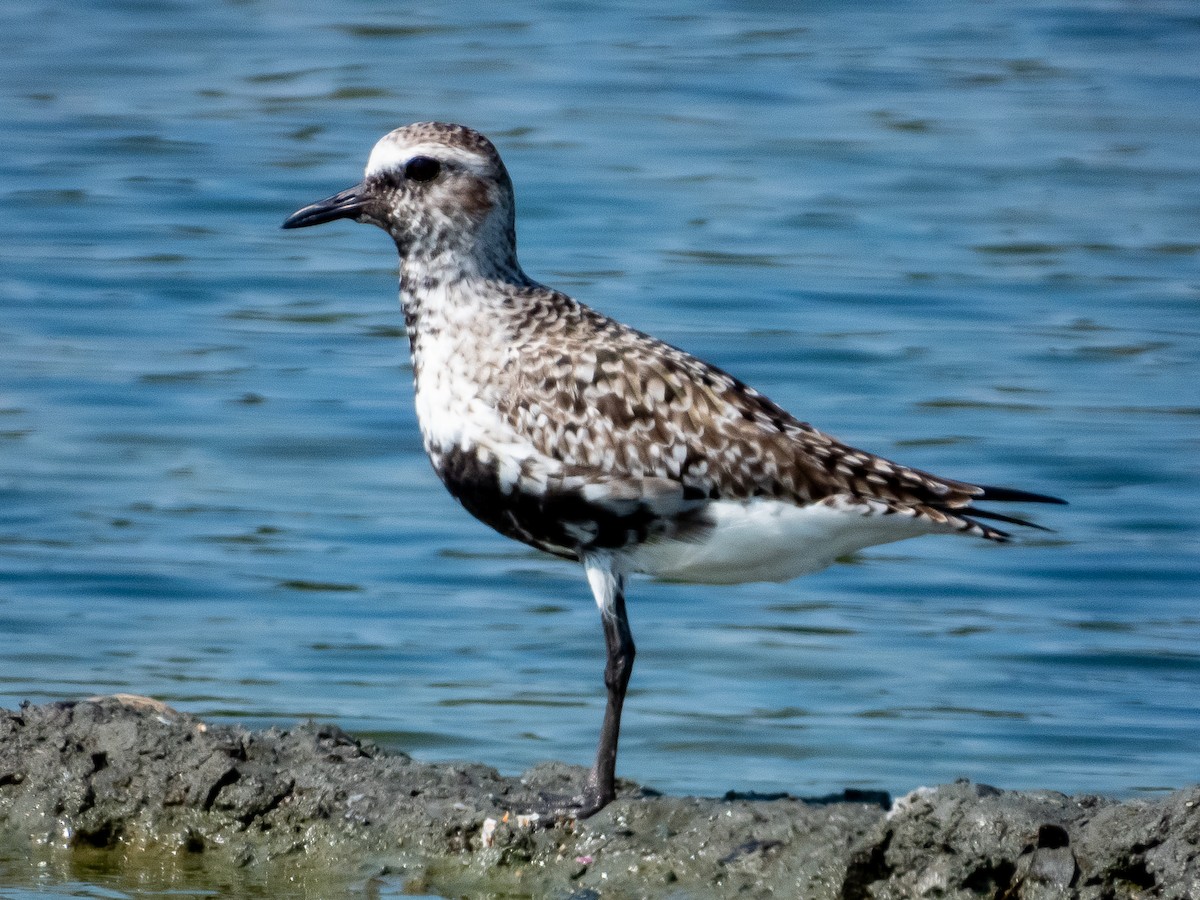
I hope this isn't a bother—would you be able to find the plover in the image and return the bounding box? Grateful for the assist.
[282,122,1064,816]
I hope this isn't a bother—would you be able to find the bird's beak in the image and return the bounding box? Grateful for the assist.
[281,183,369,229]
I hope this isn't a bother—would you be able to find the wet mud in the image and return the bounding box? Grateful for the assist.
[0,697,1196,898]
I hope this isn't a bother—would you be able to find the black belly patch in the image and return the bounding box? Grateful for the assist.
[432,445,678,559]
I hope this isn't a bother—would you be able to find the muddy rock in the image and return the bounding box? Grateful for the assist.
[0,698,1196,897]
[844,780,1200,899]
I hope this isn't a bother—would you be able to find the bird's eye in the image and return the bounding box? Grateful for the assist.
[404,156,441,182]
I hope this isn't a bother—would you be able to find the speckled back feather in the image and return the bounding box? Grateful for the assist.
[492,284,1017,540]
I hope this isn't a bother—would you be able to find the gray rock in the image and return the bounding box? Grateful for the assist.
[0,699,1196,898]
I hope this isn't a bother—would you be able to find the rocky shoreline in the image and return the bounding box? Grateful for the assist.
[0,697,1195,898]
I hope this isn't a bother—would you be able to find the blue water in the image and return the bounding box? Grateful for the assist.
[2,0,1199,893]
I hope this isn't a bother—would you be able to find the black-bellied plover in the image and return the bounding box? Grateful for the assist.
[283,122,1064,816]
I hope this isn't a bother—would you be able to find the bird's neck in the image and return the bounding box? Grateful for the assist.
[397,253,538,460]
[399,241,526,284]
[399,250,530,327]
[397,252,536,392]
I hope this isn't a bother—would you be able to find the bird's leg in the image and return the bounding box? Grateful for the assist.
[578,577,635,815]
[531,552,634,819]
[524,554,634,820]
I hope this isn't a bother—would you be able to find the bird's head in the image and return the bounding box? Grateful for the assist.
[283,122,520,276]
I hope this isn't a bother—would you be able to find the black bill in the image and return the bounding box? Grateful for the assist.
[281,183,369,229]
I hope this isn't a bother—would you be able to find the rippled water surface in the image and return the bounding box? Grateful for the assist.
[2,0,1199,894]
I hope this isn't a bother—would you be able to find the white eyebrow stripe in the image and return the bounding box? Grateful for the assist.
[364,140,487,178]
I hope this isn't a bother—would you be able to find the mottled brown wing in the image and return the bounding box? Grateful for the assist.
[498,290,985,514]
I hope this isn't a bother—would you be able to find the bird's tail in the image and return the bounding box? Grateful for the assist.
[951,484,1067,541]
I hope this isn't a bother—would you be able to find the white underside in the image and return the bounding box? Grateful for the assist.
[626,497,944,585]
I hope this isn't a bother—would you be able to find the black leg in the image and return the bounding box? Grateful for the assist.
[579,578,635,815]
[526,555,635,820]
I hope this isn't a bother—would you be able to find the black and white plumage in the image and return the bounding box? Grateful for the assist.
[283,122,1064,816]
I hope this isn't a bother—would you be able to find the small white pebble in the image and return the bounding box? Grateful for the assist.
[480,818,498,848]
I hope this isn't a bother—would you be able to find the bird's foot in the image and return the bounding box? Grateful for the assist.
[521,786,613,823]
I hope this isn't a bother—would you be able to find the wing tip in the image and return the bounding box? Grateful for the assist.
[975,484,1067,506]
[964,506,1055,535]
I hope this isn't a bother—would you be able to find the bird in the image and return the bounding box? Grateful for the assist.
[282,122,1064,817]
